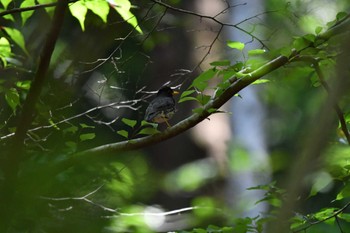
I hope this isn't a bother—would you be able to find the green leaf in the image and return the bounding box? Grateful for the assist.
[210,60,230,66]
[16,80,31,90]
[314,208,337,223]
[315,26,323,35]
[196,94,211,105]
[0,37,11,67]
[227,40,245,51]
[80,133,96,141]
[3,27,28,55]
[303,34,316,42]
[109,0,143,34]
[178,96,198,103]
[121,118,137,128]
[137,127,159,135]
[63,125,79,134]
[85,0,109,23]
[252,79,270,85]
[48,118,60,130]
[248,49,266,56]
[117,130,129,138]
[192,69,217,91]
[336,184,350,200]
[5,88,20,114]
[20,0,36,25]
[80,123,95,128]
[141,120,158,128]
[69,1,87,31]
[1,0,12,9]
[336,12,347,21]
[293,37,311,51]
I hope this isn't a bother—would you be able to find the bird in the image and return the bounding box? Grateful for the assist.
[144,86,179,127]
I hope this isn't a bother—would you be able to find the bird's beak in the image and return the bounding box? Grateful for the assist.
[173,90,180,95]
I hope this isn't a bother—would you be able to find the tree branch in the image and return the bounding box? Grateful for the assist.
[0,0,75,17]
[39,13,350,177]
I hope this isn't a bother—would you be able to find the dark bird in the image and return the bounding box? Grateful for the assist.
[145,86,179,127]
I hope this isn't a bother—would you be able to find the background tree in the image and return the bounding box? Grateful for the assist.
[1,0,350,232]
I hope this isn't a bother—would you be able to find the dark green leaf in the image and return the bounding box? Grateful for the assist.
[336,12,347,21]
[5,88,19,114]
[210,60,230,66]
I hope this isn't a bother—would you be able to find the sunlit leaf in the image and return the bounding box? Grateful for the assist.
[5,88,20,114]
[227,40,245,51]
[80,133,96,141]
[20,0,36,25]
[16,80,31,90]
[69,1,87,31]
[336,184,350,200]
[1,0,12,9]
[3,27,28,55]
[252,79,270,85]
[85,0,109,23]
[48,118,60,130]
[109,0,143,34]
[0,37,11,67]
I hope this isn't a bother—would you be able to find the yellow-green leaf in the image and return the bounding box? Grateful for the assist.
[69,1,87,31]
[227,40,245,51]
[85,0,109,23]
[109,0,143,34]
[0,37,11,67]
[3,27,28,55]
[20,0,36,25]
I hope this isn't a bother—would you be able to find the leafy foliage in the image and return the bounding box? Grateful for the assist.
[0,0,350,232]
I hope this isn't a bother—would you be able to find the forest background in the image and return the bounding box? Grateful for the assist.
[1,0,350,232]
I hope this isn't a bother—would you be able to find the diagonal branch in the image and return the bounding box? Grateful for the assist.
[36,12,350,177]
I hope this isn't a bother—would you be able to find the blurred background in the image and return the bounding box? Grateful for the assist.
[1,0,350,232]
